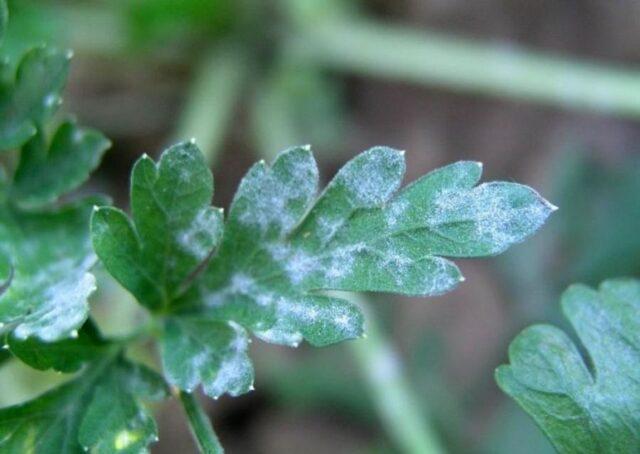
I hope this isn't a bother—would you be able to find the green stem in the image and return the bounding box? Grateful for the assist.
[178,390,224,454]
[348,294,445,454]
[172,45,247,163]
[289,16,640,118]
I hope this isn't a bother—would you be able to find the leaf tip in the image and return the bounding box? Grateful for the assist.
[545,200,559,212]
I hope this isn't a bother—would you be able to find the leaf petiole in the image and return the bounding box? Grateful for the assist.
[177,389,224,454]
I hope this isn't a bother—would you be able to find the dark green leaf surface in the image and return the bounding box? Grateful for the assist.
[91,142,223,311]
[191,147,554,346]
[496,279,640,454]
[0,46,69,151]
[160,317,253,399]
[0,356,166,453]
[8,319,107,372]
[11,121,110,208]
[0,198,101,341]
[0,0,7,44]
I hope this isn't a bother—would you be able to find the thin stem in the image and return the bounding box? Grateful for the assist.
[178,390,224,454]
[288,16,640,118]
[348,294,445,454]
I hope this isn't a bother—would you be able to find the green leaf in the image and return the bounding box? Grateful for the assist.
[160,317,253,399]
[496,278,640,454]
[0,356,166,453]
[0,46,70,151]
[191,147,554,345]
[254,295,364,347]
[7,319,107,373]
[0,0,7,44]
[78,359,167,453]
[0,198,100,341]
[91,141,223,311]
[11,121,110,208]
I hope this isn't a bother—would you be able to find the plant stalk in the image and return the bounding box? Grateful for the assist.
[289,17,640,118]
[178,390,224,454]
[348,294,445,454]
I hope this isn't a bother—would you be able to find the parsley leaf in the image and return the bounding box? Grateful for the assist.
[93,144,554,400]
[0,197,103,341]
[91,142,223,312]
[160,317,253,399]
[11,121,110,208]
[0,47,70,151]
[7,319,107,373]
[496,278,640,454]
[0,355,167,453]
[191,147,554,346]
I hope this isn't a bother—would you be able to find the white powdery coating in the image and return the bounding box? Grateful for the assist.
[315,216,345,245]
[204,325,252,398]
[13,271,94,341]
[427,183,552,252]
[204,272,256,307]
[384,199,409,228]
[255,296,360,346]
[166,323,252,399]
[422,256,460,295]
[322,243,365,284]
[176,208,220,260]
[254,325,303,347]
[267,243,321,285]
[237,155,317,234]
[334,148,403,208]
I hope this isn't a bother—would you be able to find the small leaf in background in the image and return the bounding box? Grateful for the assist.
[496,278,640,454]
[0,356,166,453]
[160,317,253,399]
[0,46,69,151]
[91,141,223,311]
[11,121,110,208]
[0,198,102,341]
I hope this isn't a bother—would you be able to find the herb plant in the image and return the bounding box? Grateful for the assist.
[0,3,564,452]
[497,278,640,454]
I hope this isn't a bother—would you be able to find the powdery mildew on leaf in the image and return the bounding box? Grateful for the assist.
[0,200,99,341]
[160,318,254,399]
[91,142,223,311]
[190,146,554,348]
[496,279,640,454]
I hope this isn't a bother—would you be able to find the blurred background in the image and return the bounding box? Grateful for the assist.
[1,0,639,452]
